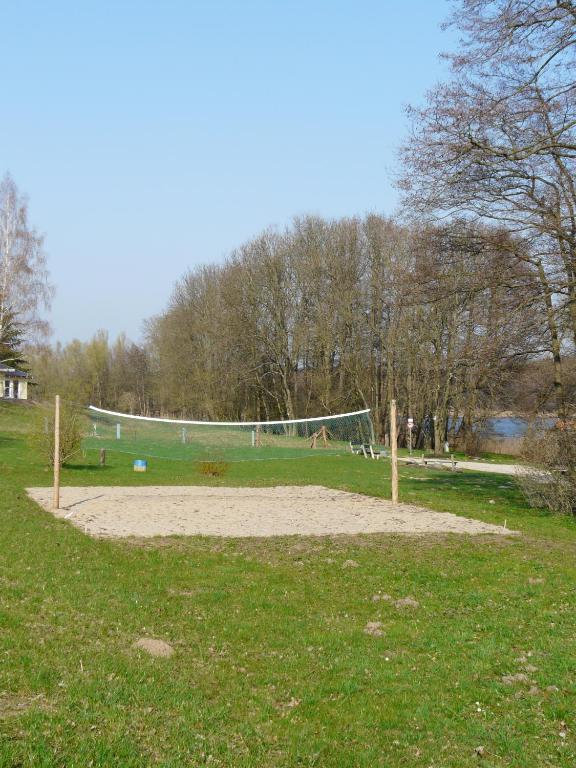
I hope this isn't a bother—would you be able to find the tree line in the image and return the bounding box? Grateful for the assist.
[28,214,573,449]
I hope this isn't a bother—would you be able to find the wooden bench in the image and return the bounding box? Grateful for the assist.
[419,454,458,471]
[369,445,390,460]
[349,442,389,460]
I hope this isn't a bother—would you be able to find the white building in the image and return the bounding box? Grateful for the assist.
[0,364,29,399]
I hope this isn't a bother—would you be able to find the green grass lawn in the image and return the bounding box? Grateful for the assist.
[1,401,575,767]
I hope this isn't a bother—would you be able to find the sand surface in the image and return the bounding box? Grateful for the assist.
[26,485,516,538]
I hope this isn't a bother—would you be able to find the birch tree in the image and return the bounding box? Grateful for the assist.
[0,174,52,364]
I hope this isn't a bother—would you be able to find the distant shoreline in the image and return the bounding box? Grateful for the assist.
[448,412,561,420]
[487,412,559,419]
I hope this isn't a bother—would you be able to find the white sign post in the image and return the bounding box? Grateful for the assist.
[407,417,414,456]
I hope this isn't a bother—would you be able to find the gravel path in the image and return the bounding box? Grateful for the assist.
[456,461,525,475]
[399,457,524,475]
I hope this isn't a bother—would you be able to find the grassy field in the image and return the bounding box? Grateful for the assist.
[1,400,575,767]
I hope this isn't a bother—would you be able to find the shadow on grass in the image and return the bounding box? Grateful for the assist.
[0,435,20,445]
[63,463,110,472]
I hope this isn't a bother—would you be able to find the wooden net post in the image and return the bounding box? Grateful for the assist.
[390,399,398,505]
[53,395,60,510]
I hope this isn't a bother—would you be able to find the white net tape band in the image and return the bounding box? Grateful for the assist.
[88,405,371,428]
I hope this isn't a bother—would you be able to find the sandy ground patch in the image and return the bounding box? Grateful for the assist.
[26,485,516,538]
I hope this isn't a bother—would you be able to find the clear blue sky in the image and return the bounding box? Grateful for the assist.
[1,0,455,343]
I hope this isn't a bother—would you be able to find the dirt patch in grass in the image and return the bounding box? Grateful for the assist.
[132,638,174,657]
[0,693,52,719]
[364,621,385,637]
[394,596,420,609]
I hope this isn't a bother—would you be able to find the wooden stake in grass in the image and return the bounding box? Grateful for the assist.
[53,394,60,510]
[390,399,398,505]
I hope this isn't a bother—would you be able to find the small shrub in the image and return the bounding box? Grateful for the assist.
[462,429,483,457]
[30,404,84,467]
[454,429,481,457]
[517,422,576,516]
[198,460,229,478]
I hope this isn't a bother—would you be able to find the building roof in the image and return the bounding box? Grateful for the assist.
[0,363,28,378]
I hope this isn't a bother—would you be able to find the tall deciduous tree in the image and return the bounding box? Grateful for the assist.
[0,174,52,364]
[399,0,576,415]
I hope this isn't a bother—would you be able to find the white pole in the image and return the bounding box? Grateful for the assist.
[116,423,121,440]
[182,427,186,444]
[251,429,256,447]
[53,395,60,510]
[390,400,398,505]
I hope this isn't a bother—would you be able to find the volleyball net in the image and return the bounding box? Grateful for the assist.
[83,406,374,461]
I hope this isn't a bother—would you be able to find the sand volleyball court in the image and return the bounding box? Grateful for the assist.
[26,485,516,538]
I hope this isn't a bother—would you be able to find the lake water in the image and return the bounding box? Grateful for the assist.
[482,417,555,438]
[449,417,555,438]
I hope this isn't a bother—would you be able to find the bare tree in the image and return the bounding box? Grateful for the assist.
[0,174,52,363]
[399,0,576,416]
